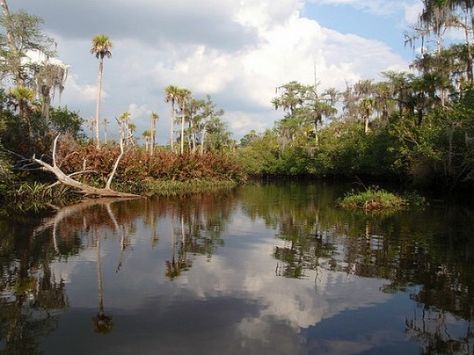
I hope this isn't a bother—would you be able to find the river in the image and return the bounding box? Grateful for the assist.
[0,182,473,354]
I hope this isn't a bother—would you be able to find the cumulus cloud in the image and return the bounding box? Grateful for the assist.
[62,74,106,103]
[10,0,410,140]
[403,1,423,25]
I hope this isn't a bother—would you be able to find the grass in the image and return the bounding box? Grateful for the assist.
[143,178,238,197]
[338,187,410,212]
[6,182,81,212]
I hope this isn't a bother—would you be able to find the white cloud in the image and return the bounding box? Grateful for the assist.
[127,103,151,120]
[62,74,106,103]
[13,0,410,139]
[403,1,423,25]
[226,111,276,135]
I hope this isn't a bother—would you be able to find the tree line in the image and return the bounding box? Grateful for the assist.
[238,0,474,191]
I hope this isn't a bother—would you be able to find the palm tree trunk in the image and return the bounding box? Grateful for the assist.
[200,126,206,156]
[191,121,196,153]
[151,118,156,156]
[170,103,175,152]
[95,59,104,149]
[180,111,185,155]
[103,119,108,143]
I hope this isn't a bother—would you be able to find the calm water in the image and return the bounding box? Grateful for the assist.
[0,182,473,355]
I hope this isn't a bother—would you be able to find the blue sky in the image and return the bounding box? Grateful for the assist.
[303,2,416,60]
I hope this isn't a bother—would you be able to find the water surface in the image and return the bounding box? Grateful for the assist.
[1,182,473,354]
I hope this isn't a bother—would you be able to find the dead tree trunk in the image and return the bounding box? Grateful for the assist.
[24,134,140,198]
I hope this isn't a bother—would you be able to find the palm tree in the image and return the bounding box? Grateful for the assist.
[142,130,151,153]
[91,34,112,149]
[176,88,191,155]
[102,117,109,142]
[9,86,35,139]
[150,112,159,156]
[360,98,375,134]
[165,85,180,152]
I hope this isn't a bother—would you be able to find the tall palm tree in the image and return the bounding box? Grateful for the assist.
[150,112,159,156]
[165,85,180,152]
[176,88,191,155]
[91,34,112,149]
[142,130,151,152]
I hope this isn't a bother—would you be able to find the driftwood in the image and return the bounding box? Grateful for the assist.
[16,133,140,198]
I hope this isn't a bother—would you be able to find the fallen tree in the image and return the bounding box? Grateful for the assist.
[14,120,141,198]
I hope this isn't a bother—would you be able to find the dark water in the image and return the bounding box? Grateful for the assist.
[0,182,473,355]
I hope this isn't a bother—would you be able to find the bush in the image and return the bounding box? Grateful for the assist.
[338,187,408,211]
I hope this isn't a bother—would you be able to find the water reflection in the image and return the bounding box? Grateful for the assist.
[0,183,473,354]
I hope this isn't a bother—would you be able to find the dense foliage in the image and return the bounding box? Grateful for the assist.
[239,67,474,191]
[237,1,474,191]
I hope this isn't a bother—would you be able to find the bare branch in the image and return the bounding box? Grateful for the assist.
[52,133,60,167]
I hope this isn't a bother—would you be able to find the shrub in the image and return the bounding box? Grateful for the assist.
[338,187,408,211]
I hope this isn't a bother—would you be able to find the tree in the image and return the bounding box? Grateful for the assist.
[90,34,112,149]
[272,81,308,116]
[165,85,180,152]
[8,86,35,138]
[93,228,113,334]
[142,129,151,153]
[196,96,225,154]
[49,106,84,139]
[175,88,191,155]
[35,61,68,121]
[149,112,159,156]
[0,9,54,86]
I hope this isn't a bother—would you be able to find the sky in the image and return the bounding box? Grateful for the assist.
[10,0,425,143]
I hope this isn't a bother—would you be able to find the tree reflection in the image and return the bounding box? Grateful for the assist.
[0,190,238,351]
[240,182,474,354]
[163,191,236,280]
[0,214,72,354]
[405,307,473,354]
[93,227,113,334]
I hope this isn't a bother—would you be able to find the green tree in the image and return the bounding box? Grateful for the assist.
[49,106,84,139]
[0,9,54,86]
